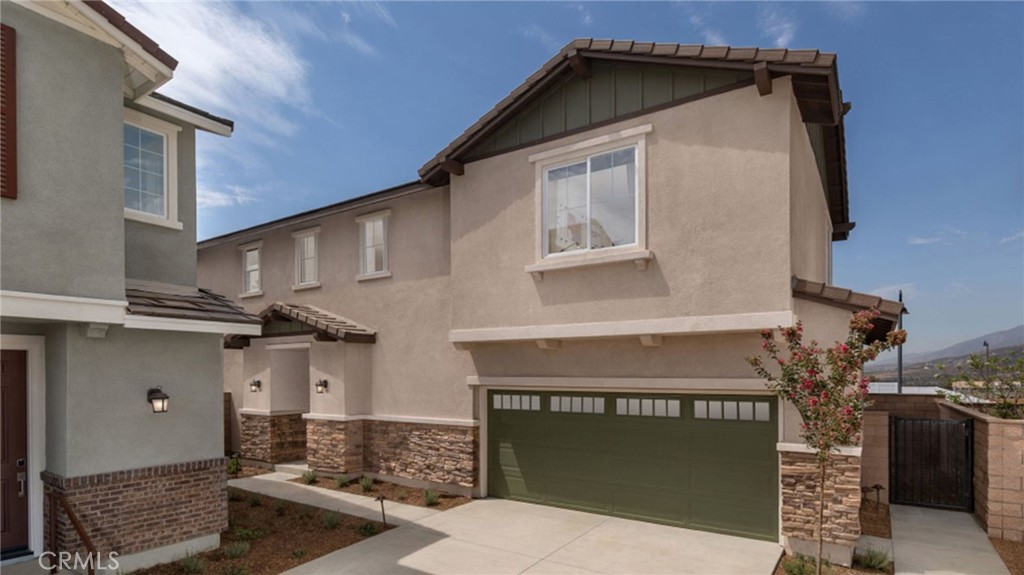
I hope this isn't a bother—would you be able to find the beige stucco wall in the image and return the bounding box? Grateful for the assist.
[449,78,802,331]
[788,94,832,284]
[198,186,475,421]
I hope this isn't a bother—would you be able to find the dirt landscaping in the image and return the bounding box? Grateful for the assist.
[289,474,472,511]
[774,553,894,575]
[134,487,389,575]
[991,538,1024,575]
[859,500,892,539]
[228,465,274,480]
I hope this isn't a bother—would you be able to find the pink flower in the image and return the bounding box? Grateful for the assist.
[809,397,818,407]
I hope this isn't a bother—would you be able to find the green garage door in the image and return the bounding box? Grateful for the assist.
[488,391,778,541]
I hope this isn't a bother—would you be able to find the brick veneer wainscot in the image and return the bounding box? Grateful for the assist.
[780,451,862,547]
[939,401,1024,542]
[240,413,307,463]
[42,458,227,557]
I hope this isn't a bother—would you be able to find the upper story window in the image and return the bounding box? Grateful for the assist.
[240,241,262,297]
[544,146,637,256]
[293,227,320,289]
[123,108,182,230]
[356,210,390,280]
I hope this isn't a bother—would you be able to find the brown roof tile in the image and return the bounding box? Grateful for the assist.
[125,281,260,324]
[792,277,906,320]
[81,1,178,70]
[263,302,376,343]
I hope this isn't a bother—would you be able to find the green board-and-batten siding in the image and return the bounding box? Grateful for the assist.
[466,62,753,161]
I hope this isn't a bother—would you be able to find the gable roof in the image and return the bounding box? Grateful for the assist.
[420,38,854,240]
[224,302,377,348]
[80,0,177,70]
[125,280,261,325]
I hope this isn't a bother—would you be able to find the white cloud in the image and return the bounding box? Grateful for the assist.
[908,236,943,246]
[824,1,867,21]
[197,184,256,209]
[568,3,594,26]
[907,226,968,246]
[871,283,916,301]
[680,4,727,45]
[520,25,562,52]
[759,5,798,48]
[999,230,1024,245]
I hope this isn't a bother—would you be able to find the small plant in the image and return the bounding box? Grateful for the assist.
[291,549,307,559]
[299,508,313,520]
[359,476,374,493]
[247,494,262,508]
[424,489,440,507]
[223,542,250,560]
[275,500,289,517]
[357,522,380,537]
[224,567,248,575]
[781,554,827,575]
[179,554,206,575]
[232,526,264,541]
[302,470,318,485]
[322,512,341,530]
[226,456,242,477]
[398,494,407,502]
[854,547,891,571]
[335,474,350,488]
[227,489,244,502]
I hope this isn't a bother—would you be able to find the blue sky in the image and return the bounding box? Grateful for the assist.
[112,1,1023,354]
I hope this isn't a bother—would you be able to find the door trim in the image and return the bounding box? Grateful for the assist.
[0,335,46,557]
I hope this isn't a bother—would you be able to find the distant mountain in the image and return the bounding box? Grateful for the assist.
[867,324,1024,371]
[866,344,1022,387]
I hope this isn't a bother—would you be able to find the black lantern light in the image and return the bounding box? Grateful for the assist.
[314,379,329,394]
[250,379,262,393]
[147,386,170,413]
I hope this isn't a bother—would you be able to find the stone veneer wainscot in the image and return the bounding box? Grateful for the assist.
[42,458,227,557]
[780,450,862,563]
[240,413,307,463]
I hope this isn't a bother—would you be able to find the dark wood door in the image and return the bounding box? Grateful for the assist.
[1,350,29,555]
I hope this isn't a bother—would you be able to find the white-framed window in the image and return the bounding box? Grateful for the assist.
[694,400,771,422]
[615,397,681,418]
[492,393,541,411]
[356,210,390,280]
[239,241,262,297]
[525,125,651,277]
[544,145,637,256]
[123,108,181,230]
[292,227,320,289]
[550,395,606,414]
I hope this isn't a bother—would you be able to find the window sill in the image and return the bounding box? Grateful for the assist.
[239,291,263,299]
[525,248,654,281]
[292,282,321,292]
[357,271,392,282]
[125,208,183,230]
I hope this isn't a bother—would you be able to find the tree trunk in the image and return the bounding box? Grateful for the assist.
[817,458,827,575]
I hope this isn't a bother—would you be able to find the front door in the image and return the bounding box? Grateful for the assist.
[1,350,29,557]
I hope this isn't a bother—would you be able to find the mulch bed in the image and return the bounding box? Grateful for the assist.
[288,475,471,511]
[859,499,892,539]
[134,488,389,575]
[991,538,1024,575]
[228,465,274,480]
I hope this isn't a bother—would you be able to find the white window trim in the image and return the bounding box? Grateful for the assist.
[239,240,263,298]
[292,227,321,290]
[356,209,391,281]
[527,124,651,279]
[123,108,183,230]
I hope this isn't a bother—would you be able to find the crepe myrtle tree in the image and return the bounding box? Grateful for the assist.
[747,309,906,575]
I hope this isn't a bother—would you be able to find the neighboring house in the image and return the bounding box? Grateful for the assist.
[197,39,904,563]
[0,1,259,570]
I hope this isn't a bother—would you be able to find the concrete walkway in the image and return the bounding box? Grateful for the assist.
[891,505,1009,575]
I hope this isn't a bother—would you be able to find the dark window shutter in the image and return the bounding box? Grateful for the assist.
[1,23,16,199]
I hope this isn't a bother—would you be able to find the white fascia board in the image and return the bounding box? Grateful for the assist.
[136,95,233,137]
[123,314,262,336]
[0,290,126,324]
[448,311,796,344]
[68,0,175,80]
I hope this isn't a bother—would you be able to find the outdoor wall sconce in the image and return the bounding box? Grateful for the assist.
[314,379,329,394]
[249,379,262,393]
[147,386,170,413]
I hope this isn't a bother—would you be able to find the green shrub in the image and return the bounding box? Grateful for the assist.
[227,489,244,502]
[854,547,891,571]
[224,567,248,575]
[335,474,350,488]
[232,527,264,541]
[179,554,205,574]
[274,500,289,517]
[781,554,828,575]
[223,542,250,560]
[359,476,374,493]
[424,489,440,507]
[357,522,379,537]
[322,512,341,530]
[226,457,242,477]
[302,470,318,485]
[291,549,307,559]
[247,494,262,508]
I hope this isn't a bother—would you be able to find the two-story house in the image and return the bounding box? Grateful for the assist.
[1,1,259,570]
[197,39,903,564]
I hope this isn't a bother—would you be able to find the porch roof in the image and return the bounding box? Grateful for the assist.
[225,302,377,348]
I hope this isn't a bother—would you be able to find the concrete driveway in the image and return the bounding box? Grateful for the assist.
[283,498,782,575]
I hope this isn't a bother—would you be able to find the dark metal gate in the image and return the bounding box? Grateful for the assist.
[890,417,973,511]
